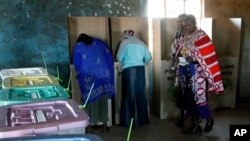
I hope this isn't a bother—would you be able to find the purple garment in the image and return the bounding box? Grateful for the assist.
[185,102,212,119]
[197,103,212,119]
[73,37,115,104]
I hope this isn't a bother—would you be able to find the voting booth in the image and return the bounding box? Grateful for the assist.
[67,17,112,126]
[110,17,151,124]
[209,18,242,110]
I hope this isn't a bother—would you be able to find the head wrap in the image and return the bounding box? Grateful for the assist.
[123,29,134,39]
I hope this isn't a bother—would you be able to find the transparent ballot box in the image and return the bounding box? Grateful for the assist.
[0,99,89,139]
[2,75,59,89]
[0,85,70,106]
[0,67,48,80]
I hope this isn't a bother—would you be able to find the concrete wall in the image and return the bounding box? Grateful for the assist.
[0,0,147,88]
[205,0,250,99]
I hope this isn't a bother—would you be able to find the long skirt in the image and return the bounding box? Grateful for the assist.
[120,66,149,127]
[85,95,109,125]
[179,64,212,119]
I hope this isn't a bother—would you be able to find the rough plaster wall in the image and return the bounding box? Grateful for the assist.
[0,0,147,87]
[205,0,250,98]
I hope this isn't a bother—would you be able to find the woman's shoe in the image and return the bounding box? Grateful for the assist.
[204,118,214,133]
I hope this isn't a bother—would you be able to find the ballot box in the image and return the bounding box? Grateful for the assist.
[0,67,48,80]
[2,75,59,89]
[0,85,70,106]
[0,99,89,139]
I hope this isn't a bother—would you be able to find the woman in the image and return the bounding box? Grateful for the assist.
[73,33,115,132]
[116,30,152,127]
[172,15,224,135]
[171,13,187,128]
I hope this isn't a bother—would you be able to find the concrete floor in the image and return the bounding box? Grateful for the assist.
[91,102,250,141]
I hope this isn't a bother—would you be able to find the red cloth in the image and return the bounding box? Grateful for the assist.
[194,30,224,94]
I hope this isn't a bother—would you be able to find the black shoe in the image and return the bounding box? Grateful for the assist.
[204,118,214,133]
[182,125,202,135]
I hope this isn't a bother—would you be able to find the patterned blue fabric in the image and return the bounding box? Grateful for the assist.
[73,38,115,104]
[179,63,196,76]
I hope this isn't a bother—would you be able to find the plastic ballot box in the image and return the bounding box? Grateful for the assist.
[2,75,59,89]
[0,85,70,106]
[0,99,89,139]
[0,134,103,141]
[0,67,48,80]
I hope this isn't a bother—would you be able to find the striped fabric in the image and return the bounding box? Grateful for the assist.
[193,30,224,94]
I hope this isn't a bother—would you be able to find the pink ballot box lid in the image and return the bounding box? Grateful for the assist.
[0,99,89,139]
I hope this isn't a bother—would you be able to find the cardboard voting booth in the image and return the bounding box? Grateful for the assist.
[110,17,151,124]
[209,18,241,109]
[67,17,112,126]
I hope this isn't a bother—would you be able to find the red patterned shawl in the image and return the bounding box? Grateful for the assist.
[193,30,224,94]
